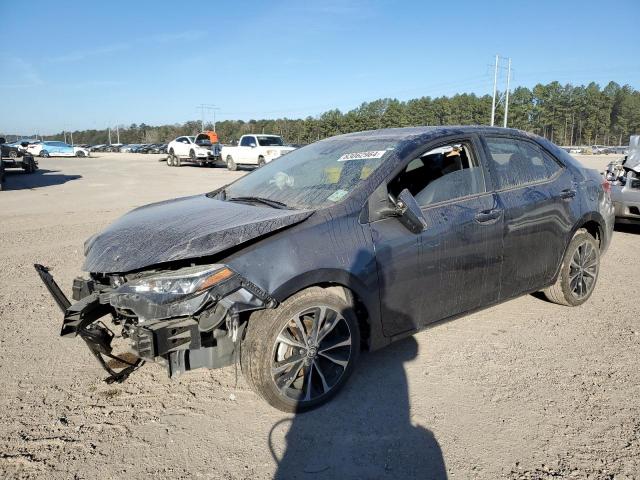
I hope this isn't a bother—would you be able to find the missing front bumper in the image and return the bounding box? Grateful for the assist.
[34,264,144,383]
[34,264,264,382]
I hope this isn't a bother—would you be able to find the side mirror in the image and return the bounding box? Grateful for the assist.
[249,143,257,148]
[395,189,428,233]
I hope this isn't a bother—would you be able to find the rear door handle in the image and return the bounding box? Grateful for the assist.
[560,188,577,199]
[475,209,502,223]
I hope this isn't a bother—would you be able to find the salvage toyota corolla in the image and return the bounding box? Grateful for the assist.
[36,126,614,412]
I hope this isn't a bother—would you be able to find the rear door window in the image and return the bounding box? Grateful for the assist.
[484,136,562,190]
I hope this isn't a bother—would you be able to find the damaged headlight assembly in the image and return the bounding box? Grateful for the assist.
[112,265,235,319]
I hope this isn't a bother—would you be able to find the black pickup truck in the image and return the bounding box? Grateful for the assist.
[0,137,38,190]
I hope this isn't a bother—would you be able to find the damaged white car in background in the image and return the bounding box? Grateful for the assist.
[605,135,640,224]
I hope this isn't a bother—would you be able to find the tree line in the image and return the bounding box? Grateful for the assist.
[38,80,640,147]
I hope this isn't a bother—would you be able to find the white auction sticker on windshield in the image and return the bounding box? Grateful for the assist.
[338,150,387,161]
[327,189,349,202]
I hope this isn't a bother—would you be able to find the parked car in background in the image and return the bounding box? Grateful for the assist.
[1,137,38,191]
[2,142,24,159]
[27,141,90,157]
[138,143,166,154]
[148,143,167,154]
[591,145,611,155]
[166,135,217,167]
[605,135,640,224]
[36,126,613,412]
[220,134,295,170]
[128,144,145,153]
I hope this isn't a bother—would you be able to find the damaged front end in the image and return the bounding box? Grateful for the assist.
[34,263,275,383]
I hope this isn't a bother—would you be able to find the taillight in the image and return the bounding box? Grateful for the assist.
[602,179,611,193]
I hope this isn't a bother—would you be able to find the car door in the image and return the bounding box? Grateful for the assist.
[47,142,61,155]
[175,137,188,156]
[239,135,256,163]
[369,135,504,336]
[480,135,581,299]
[60,142,74,156]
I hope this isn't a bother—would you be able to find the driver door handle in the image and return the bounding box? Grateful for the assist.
[474,208,502,224]
[559,188,577,199]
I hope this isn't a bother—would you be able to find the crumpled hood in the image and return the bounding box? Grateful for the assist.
[83,194,312,273]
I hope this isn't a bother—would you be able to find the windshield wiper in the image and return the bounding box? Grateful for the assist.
[227,196,291,209]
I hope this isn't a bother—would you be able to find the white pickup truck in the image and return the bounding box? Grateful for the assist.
[220,134,295,170]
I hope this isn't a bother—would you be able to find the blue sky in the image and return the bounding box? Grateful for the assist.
[1,0,638,134]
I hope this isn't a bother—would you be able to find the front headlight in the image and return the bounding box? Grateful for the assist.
[118,265,234,303]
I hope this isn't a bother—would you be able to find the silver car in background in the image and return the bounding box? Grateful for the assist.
[605,135,640,224]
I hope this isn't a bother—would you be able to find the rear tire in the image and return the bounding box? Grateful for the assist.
[241,287,360,412]
[226,155,237,171]
[543,228,600,306]
[40,150,49,158]
[167,154,174,166]
[174,156,181,167]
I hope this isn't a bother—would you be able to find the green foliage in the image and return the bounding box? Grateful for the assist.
[22,80,640,146]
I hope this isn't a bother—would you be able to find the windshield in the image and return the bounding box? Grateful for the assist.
[257,136,284,146]
[224,137,398,209]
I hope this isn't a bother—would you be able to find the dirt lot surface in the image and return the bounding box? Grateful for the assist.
[1,152,638,479]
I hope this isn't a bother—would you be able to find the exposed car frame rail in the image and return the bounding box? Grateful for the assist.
[34,264,144,383]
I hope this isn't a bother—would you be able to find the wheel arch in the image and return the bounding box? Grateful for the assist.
[550,211,606,285]
[572,211,606,248]
[270,270,383,351]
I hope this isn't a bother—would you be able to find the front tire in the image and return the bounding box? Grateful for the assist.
[241,287,360,412]
[543,228,600,306]
[258,156,266,168]
[76,150,86,158]
[226,155,237,171]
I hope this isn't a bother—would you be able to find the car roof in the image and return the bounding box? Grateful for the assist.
[334,126,534,142]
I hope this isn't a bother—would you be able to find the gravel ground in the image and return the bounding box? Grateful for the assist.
[0,152,638,479]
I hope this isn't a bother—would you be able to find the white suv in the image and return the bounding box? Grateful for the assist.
[167,136,213,166]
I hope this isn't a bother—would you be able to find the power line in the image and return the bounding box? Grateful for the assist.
[197,104,221,132]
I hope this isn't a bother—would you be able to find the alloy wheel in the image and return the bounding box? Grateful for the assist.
[569,240,598,299]
[271,306,352,403]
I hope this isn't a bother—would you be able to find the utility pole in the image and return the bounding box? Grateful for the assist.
[503,57,511,128]
[70,131,73,146]
[197,104,220,131]
[64,131,67,143]
[490,55,499,126]
[108,127,112,145]
[116,125,120,144]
